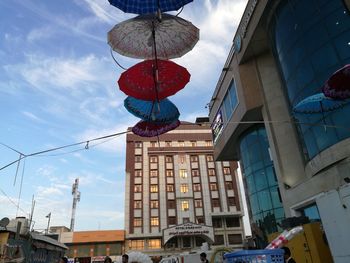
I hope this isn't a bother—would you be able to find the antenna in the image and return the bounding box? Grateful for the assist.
[70,178,80,231]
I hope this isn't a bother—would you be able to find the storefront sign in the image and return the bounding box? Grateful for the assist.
[163,223,214,245]
[211,109,224,144]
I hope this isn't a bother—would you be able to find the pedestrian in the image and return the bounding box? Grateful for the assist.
[104,257,112,263]
[59,257,68,263]
[281,247,296,263]
[199,252,209,263]
[122,254,129,263]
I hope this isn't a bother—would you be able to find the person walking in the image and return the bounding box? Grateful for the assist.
[200,252,209,263]
[282,247,296,263]
[122,254,129,263]
[104,257,112,263]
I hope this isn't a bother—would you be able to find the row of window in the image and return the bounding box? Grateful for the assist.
[214,234,242,245]
[135,141,213,148]
[134,182,233,193]
[134,167,231,177]
[128,239,161,250]
[135,155,215,163]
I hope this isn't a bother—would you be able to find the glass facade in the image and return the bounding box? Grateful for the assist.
[270,0,350,159]
[239,126,284,246]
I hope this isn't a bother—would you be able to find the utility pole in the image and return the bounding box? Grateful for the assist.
[70,178,80,232]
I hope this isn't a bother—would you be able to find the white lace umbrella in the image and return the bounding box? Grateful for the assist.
[115,252,152,263]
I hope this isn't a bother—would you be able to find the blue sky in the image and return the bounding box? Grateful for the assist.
[0,0,247,231]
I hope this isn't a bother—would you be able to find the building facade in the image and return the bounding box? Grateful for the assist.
[209,0,350,261]
[124,120,245,256]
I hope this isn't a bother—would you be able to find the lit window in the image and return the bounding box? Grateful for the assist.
[210,183,218,191]
[129,240,144,250]
[150,185,158,193]
[179,155,186,163]
[190,141,197,147]
[150,141,157,147]
[134,201,142,209]
[150,170,158,177]
[135,170,142,177]
[195,199,202,208]
[180,184,189,193]
[134,185,142,193]
[135,156,142,162]
[193,184,201,192]
[180,169,188,178]
[150,156,158,163]
[165,156,173,163]
[178,141,185,147]
[150,217,159,226]
[148,239,161,249]
[190,155,198,162]
[226,182,233,190]
[206,155,214,162]
[208,169,216,176]
[165,141,172,147]
[181,201,189,211]
[166,170,173,177]
[135,142,142,148]
[133,218,142,227]
[192,169,200,177]
[150,200,159,209]
[205,141,213,147]
[166,184,174,192]
[223,167,231,175]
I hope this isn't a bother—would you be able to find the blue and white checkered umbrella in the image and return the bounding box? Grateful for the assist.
[108,0,193,14]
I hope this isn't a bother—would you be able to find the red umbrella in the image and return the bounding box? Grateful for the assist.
[132,120,180,137]
[322,64,350,99]
[118,59,190,101]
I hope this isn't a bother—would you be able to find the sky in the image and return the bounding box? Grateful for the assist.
[0,0,248,232]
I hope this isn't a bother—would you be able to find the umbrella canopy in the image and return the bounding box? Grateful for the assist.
[293,93,349,114]
[108,0,193,14]
[118,59,190,101]
[132,120,180,137]
[108,13,199,59]
[124,96,180,123]
[322,64,350,99]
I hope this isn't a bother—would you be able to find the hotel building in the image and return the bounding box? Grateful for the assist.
[124,119,245,256]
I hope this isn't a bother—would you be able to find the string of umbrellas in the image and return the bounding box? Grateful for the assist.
[107,0,198,137]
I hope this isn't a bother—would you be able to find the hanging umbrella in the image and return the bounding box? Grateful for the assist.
[108,0,193,15]
[124,96,180,123]
[132,120,180,137]
[322,64,350,99]
[293,93,348,114]
[118,59,190,101]
[108,13,199,59]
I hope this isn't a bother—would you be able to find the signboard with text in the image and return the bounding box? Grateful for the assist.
[163,223,214,245]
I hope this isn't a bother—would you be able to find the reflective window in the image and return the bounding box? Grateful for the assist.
[180,184,189,193]
[129,240,144,250]
[181,201,189,211]
[150,217,159,226]
[148,239,161,249]
[180,169,188,178]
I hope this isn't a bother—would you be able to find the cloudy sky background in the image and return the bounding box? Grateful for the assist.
[0,0,248,231]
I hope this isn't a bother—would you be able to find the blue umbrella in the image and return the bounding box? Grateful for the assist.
[293,93,349,114]
[124,96,180,123]
[108,0,193,14]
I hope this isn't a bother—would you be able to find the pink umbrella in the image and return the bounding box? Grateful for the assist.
[322,64,350,99]
[132,120,180,137]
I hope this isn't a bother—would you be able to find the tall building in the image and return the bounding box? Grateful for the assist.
[124,119,245,256]
[209,0,350,261]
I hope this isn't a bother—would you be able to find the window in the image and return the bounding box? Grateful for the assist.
[212,199,220,207]
[223,167,231,175]
[134,201,142,209]
[165,156,173,163]
[196,237,206,247]
[193,184,201,192]
[212,218,222,228]
[214,235,224,245]
[208,169,216,176]
[206,155,214,162]
[183,217,190,224]
[228,234,242,245]
[133,218,142,227]
[226,217,240,228]
[150,217,159,226]
[179,155,186,163]
[210,183,218,191]
[190,155,198,162]
[166,170,173,177]
[135,155,142,162]
[182,237,191,248]
[223,80,238,119]
[150,170,158,177]
[134,185,142,193]
[135,142,142,148]
[148,239,161,249]
[150,141,157,147]
[168,217,176,225]
[205,141,213,147]
[166,184,174,192]
[196,216,204,224]
[129,240,144,250]
[180,169,188,178]
[178,141,185,147]
[150,200,159,209]
[150,156,158,163]
[165,141,172,147]
[192,169,200,177]
[150,185,158,193]
[181,201,189,211]
[135,170,142,177]
[228,197,236,207]
[226,181,233,190]
[180,184,189,193]
[195,199,202,208]
[168,200,176,209]
[190,141,197,147]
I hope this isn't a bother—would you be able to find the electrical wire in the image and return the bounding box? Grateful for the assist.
[0,186,27,215]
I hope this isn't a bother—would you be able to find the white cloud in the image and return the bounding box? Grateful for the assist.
[27,26,54,42]
[22,111,45,123]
